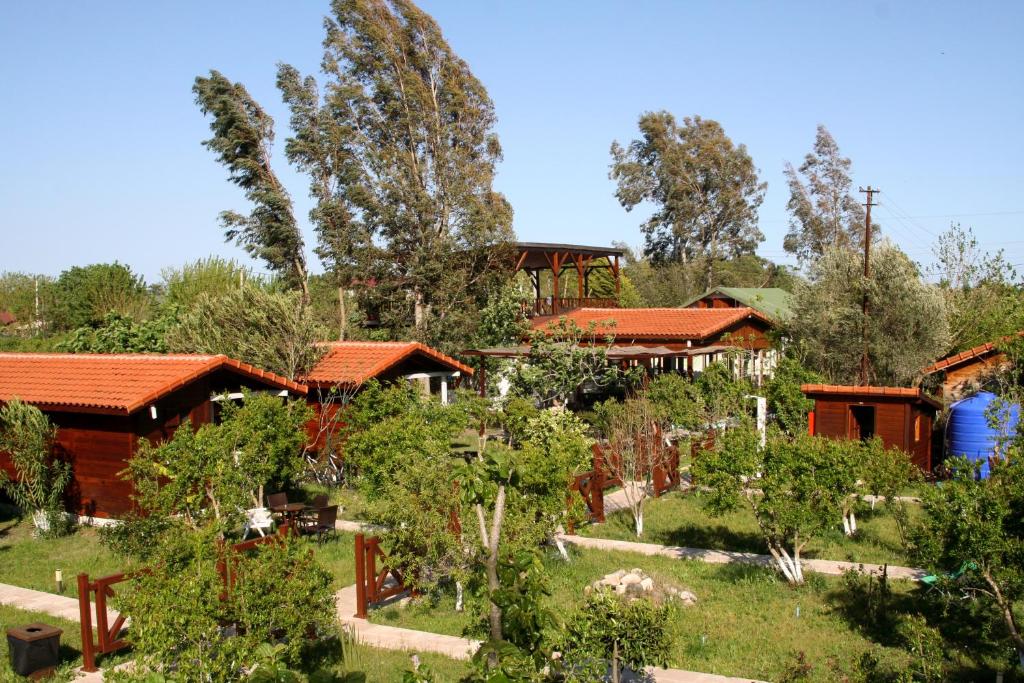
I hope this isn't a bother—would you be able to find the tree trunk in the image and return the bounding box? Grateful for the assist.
[983,570,1024,668]
[338,286,346,341]
[612,639,620,683]
[484,485,507,666]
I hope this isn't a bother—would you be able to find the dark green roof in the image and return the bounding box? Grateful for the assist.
[681,287,793,321]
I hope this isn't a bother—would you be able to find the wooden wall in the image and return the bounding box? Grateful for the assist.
[1,369,298,519]
[811,395,933,470]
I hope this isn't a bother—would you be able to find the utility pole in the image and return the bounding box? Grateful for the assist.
[858,186,879,385]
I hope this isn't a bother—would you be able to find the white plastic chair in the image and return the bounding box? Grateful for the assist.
[241,507,274,539]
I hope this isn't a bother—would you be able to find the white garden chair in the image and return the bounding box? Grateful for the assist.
[241,506,275,539]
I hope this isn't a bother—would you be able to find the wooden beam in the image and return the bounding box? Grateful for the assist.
[514,249,529,273]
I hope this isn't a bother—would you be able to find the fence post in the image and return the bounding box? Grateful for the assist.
[594,468,606,523]
[78,573,97,672]
[354,534,367,619]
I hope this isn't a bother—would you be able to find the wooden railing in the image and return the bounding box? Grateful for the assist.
[569,441,681,530]
[353,533,410,619]
[523,297,618,317]
[78,572,130,672]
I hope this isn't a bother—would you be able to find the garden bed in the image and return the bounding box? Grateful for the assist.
[580,490,919,567]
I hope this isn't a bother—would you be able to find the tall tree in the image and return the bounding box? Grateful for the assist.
[276,0,514,350]
[610,112,766,289]
[783,126,872,263]
[788,242,949,385]
[49,263,149,331]
[927,223,1024,352]
[193,71,309,298]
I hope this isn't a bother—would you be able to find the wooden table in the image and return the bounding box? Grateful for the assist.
[270,503,309,533]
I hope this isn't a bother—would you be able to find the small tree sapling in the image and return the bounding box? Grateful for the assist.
[694,428,853,584]
[602,397,675,537]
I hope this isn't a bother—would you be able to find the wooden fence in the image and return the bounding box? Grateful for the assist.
[353,533,410,619]
[77,523,291,672]
[569,442,682,529]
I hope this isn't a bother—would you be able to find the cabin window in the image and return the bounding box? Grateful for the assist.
[849,405,876,441]
[914,414,921,443]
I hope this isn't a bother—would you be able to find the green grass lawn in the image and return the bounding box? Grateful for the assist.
[312,531,359,589]
[0,605,86,681]
[367,544,923,681]
[579,490,920,567]
[336,631,470,682]
[0,510,124,598]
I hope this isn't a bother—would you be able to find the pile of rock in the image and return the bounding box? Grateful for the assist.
[586,568,698,605]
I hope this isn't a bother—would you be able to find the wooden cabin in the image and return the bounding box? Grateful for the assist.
[0,353,307,520]
[681,287,793,323]
[801,384,940,471]
[300,341,473,452]
[920,334,1021,401]
[532,306,779,381]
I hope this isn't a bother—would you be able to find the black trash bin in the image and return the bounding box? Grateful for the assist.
[7,623,63,679]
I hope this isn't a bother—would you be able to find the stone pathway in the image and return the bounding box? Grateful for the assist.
[558,533,926,580]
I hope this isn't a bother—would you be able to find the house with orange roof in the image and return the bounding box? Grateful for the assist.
[0,353,307,519]
[801,384,940,470]
[920,333,1022,401]
[299,341,473,452]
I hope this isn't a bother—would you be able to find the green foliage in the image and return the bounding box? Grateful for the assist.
[57,309,178,353]
[858,439,919,547]
[788,242,949,385]
[560,588,674,680]
[277,0,514,349]
[97,513,177,560]
[646,373,705,431]
[695,429,860,583]
[0,271,51,324]
[927,222,1024,354]
[764,357,821,435]
[512,319,637,407]
[469,551,560,682]
[783,125,869,263]
[194,71,308,295]
[610,112,766,289]
[370,455,468,594]
[126,393,311,531]
[0,399,72,536]
[344,385,466,499]
[161,256,259,309]
[49,262,149,331]
[477,284,530,347]
[166,286,327,378]
[693,361,754,427]
[115,527,334,680]
[912,456,1024,664]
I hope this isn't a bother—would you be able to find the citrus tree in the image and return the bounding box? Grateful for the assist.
[695,428,857,584]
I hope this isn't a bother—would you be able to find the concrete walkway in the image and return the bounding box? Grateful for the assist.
[559,533,926,580]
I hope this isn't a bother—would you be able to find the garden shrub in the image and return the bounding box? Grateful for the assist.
[114,526,334,680]
[0,398,73,537]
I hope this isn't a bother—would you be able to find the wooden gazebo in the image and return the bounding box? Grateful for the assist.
[514,242,623,317]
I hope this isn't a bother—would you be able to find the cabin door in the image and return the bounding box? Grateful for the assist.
[848,405,876,440]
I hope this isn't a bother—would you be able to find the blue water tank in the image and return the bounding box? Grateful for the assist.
[946,391,1020,478]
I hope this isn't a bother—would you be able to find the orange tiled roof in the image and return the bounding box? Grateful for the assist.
[0,353,306,415]
[530,307,771,340]
[800,384,941,409]
[920,331,1024,375]
[301,341,473,387]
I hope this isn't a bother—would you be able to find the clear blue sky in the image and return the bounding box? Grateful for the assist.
[2,1,1022,282]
